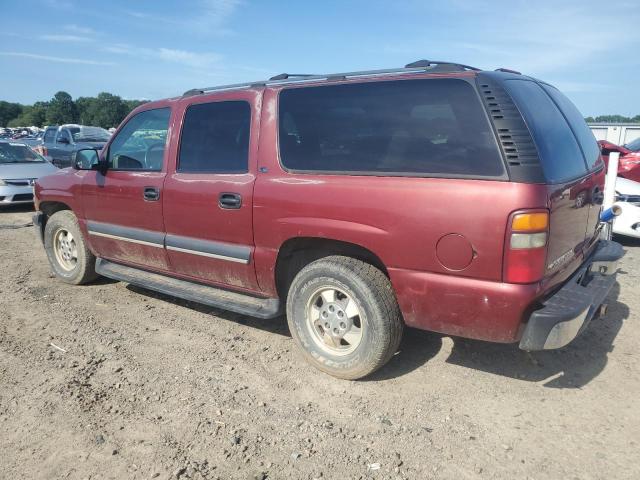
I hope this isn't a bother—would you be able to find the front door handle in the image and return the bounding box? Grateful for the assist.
[219,192,242,209]
[143,186,160,201]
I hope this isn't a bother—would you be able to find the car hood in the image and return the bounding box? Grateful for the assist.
[616,177,640,195]
[0,161,58,179]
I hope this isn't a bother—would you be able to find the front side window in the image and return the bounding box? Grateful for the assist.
[107,108,170,171]
[57,129,72,143]
[44,129,56,143]
[278,79,504,177]
[178,101,250,173]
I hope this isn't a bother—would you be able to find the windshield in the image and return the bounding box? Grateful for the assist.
[624,137,640,152]
[0,143,46,163]
[68,126,111,143]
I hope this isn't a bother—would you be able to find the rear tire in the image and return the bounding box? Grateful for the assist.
[286,256,403,379]
[44,210,98,285]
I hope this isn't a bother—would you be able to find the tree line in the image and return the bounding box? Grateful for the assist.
[584,115,640,124]
[2,92,639,129]
[0,92,147,129]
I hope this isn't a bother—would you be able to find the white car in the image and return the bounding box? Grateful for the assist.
[0,141,58,206]
[614,177,640,238]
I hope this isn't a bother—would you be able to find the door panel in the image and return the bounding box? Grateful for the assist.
[82,171,170,270]
[163,174,257,289]
[162,93,261,291]
[81,107,173,271]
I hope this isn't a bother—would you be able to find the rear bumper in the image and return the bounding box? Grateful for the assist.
[519,240,624,350]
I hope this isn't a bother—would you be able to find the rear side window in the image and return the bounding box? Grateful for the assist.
[178,101,250,173]
[278,79,504,177]
[503,80,587,183]
[44,129,56,143]
[541,85,601,169]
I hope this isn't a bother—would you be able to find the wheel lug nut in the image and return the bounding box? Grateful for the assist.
[340,322,346,329]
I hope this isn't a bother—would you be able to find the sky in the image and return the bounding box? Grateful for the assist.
[0,0,639,116]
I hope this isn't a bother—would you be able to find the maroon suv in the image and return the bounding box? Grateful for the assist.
[33,60,624,379]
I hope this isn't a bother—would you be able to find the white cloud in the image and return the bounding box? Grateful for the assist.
[44,0,73,9]
[157,48,222,68]
[125,0,242,35]
[39,34,93,43]
[103,44,222,69]
[0,52,114,66]
[64,24,96,35]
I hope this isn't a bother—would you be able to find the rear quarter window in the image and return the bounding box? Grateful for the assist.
[278,78,505,178]
[541,84,601,169]
[503,79,588,183]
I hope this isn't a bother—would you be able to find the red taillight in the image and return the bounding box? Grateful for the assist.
[504,210,549,284]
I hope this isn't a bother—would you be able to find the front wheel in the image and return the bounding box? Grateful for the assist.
[286,256,403,380]
[44,210,98,285]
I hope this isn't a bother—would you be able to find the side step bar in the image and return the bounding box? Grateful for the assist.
[95,258,282,319]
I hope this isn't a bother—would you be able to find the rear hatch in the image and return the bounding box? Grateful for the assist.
[503,79,604,280]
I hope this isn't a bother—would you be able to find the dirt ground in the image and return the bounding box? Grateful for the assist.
[1,204,639,480]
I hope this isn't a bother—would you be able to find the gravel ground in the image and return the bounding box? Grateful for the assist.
[1,204,639,480]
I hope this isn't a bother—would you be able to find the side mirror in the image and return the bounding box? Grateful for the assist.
[57,137,70,144]
[74,148,101,171]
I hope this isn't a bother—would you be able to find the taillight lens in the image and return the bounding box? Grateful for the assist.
[504,211,549,284]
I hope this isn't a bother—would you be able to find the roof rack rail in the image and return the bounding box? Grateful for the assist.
[183,60,483,96]
[269,73,315,81]
[404,59,481,71]
[495,67,521,75]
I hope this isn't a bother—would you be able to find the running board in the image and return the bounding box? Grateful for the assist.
[95,258,282,319]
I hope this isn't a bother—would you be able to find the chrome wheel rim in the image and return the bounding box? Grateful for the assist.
[53,228,78,271]
[306,286,363,356]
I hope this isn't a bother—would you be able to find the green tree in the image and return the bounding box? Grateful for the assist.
[84,92,129,128]
[76,96,98,125]
[45,91,77,125]
[0,101,23,127]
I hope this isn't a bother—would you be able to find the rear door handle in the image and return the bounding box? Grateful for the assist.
[143,186,160,201]
[219,192,242,209]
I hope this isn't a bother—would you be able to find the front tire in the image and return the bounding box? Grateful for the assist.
[44,210,98,285]
[286,256,403,380]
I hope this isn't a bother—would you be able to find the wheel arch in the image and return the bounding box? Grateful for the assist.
[274,236,389,300]
[36,201,73,241]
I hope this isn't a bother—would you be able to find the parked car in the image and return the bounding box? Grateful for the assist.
[0,140,57,206]
[613,177,640,238]
[33,60,623,379]
[41,124,111,168]
[20,130,44,148]
[599,138,640,183]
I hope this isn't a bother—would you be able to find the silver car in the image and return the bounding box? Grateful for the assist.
[0,140,58,205]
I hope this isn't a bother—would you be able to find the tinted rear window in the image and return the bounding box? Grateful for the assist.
[504,80,587,183]
[178,101,250,173]
[278,79,504,177]
[541,85,600,169]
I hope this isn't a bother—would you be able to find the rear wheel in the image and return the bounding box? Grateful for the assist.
[44,210,98,285]
[286,256,403,379]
